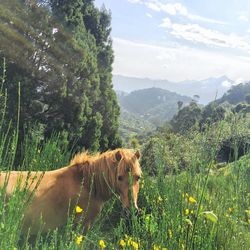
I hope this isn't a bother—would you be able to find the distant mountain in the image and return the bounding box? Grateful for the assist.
[113,75,235,105]
[117,87,191,126]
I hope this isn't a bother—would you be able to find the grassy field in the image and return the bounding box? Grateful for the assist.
[0,118,249,250]
[0,74,249,250]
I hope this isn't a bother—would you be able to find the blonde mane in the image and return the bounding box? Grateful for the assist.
[70,149,141,199]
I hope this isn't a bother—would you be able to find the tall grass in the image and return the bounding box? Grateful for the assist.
[0,61,249,249]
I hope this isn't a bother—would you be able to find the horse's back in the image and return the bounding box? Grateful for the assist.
[0,169,67,234]
[0,171,47,196]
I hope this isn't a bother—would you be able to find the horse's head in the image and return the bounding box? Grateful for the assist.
[114,150,142,215]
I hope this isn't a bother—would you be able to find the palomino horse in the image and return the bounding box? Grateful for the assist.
[0,149,142,234]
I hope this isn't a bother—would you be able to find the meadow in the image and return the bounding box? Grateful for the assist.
[0,89,249,250]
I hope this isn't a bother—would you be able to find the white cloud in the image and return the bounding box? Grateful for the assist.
[127,0,143,3]
[160,18,250,51]
[222,80,232,87]
[113,37,250,81]
[128,0,226,24]
[238,15,248,22]
[235,78,245,84]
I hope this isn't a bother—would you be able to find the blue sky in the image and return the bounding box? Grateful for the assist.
[95,0,250,82]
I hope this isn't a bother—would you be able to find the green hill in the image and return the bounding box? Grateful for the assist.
[215,82,250,105]
[117,87,192,126]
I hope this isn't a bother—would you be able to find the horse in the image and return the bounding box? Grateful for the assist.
[0,148,142,235]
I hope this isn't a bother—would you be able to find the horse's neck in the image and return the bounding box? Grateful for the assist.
[89,164,116,202]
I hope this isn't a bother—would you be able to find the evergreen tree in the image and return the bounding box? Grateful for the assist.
[49,0,121,150]
[0,0,122,156]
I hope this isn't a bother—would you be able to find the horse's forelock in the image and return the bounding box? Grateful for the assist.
[116,150,142,177]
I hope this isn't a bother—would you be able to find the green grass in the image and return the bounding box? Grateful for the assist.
[0,128,249,249]
[0,68,249,249]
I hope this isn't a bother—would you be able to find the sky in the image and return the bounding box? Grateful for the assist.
[94,0,250,82]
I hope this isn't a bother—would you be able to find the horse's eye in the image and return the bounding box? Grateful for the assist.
[135,176,140,181]
[118,176,123,181]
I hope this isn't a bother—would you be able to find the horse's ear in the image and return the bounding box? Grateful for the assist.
[135,150,141,159]
[115,150,122,162]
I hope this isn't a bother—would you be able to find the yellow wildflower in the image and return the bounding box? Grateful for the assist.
[120,239,126,248]
[75,206,83,213]
[127,238,132,247]
[132,241,139,250]
[99,239,106,249]
[189,196,197,204]
[141,179,145,189]
[153,244,159,250]
[168,229,172,238]
[75,235,83,245]
[245,210,250,215]
[158,196,163,203]
[185,208,189,215]
[228,207,233,213]
[182,241,185,250]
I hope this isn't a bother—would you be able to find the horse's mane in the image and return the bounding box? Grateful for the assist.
[70,149,141,199]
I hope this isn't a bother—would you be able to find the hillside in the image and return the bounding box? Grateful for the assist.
[215,82,250,105]
[117,87,192,126]
[119,107,155,144]
[113,75,235,104]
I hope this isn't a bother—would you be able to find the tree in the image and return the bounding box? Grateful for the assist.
[170,102,202,134]
[192,94,200,103]
[0,0,122,157]
[177,100,183,110]
[217,82,250,104]
[199,104,226,130]
[50,0,122,150]
[1,0,84,145]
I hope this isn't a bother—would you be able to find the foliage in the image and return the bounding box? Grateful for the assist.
[216,82,250,105]
[119,107,155,146]
[0,125,249,249]
[0,0,121,156]
[170,102,202,134]
[199,103,226,130]
[142,114,250,175]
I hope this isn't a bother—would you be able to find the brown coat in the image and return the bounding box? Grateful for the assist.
[0,149,142,235]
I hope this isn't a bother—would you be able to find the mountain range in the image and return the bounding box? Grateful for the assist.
[113,75,235,105]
